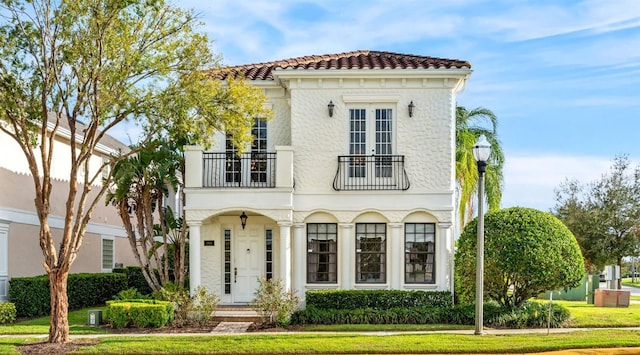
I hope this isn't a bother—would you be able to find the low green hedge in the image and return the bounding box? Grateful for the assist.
[9,273,128,317]
[292,301,570,328]
[305,289,452,310]
[105,299,174,328]
[0,302,16,324]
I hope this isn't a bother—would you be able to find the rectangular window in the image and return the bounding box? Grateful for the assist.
[224,134,241,183]
[265,229,273,281]
[0,223,8,301]
[101,237,114,272]
[349,109,367,178]
[404,223,436,284]
[375,109,393,177]
[307,223,338,283]
[355,223,386,283]
[251,120,268,183]
[224,229,231,294]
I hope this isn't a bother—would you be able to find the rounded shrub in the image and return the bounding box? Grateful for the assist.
[455,207,585,307]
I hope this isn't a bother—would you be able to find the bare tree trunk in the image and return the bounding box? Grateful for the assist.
[48,269,69,343]
[618,257,623,290]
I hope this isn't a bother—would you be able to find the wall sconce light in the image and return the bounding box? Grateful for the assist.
[408,101,415,117]
[240,211,248,230]
[328,100,335,117]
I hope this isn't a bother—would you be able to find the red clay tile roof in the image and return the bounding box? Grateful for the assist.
[209,50,471,80]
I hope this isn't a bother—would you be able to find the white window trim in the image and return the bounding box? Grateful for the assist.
[101,236,115,273]
[0,222,8,301]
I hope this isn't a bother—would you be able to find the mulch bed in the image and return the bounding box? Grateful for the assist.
[18,340,99,355]
[100,321,219,334]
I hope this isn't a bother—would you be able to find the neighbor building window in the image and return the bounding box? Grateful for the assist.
[307,223,338,283]
[404,223,435,284]
[101,236,115,272]
[355,223,386,283]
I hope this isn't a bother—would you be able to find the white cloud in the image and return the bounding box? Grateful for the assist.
[470,0,640,42]
[501,154,617,211]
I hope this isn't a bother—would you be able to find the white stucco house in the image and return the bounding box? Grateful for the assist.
[184,50,471,304]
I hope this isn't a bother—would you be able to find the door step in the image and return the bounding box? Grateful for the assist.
[214,305,262,323]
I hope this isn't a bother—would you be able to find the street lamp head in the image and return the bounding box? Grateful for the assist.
[472,134,492,163]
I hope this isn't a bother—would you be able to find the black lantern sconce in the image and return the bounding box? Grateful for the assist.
[240,211,248,230]
[328,100,335,117]
[408,101,415,117]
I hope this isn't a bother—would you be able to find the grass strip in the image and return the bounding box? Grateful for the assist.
[0,307,109,335]
[555,301,640,328]
[52,330,640,354]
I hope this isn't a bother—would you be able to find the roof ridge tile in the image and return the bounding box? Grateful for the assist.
[207,50,470,80]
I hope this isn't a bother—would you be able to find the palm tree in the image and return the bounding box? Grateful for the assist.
[456,106,504,227]
[107,139,184,291]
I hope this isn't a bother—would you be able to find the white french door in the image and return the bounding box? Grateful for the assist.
[348,106,395,181]
[224,120,270,187]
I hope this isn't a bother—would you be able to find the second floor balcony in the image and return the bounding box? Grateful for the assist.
[202,152,276,188]
[184,146,293,189]
[185,147,410,192]
[333,155,410,191]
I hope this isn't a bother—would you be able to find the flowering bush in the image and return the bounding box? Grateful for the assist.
[251,277,300,326]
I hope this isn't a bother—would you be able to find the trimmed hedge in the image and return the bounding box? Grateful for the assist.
[113,266,154,295]
[291,301,570,328]
[0,302,17,324]
[305,290,452,310]
[105,299,174,328]
[9,273,128,318]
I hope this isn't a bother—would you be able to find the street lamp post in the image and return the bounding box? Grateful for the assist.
[472,134,491,335]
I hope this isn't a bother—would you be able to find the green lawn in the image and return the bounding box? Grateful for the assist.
[3,330,640,354]
[622,278,640,287]
[2,301,640,354]
[0,307,109,335]
[556,301,640,327]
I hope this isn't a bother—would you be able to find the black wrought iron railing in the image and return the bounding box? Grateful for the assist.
[333,155,410,191]
[202,152,276,188]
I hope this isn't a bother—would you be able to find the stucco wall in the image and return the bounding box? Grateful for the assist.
[209,86,291,152]
[0,166,137,279]
[288,77,455,195]
[0,129,109,186]
[5,222,135,278]
[0,167,124,227]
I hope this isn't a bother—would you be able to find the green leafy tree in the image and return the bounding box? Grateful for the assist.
[0,0,266,343]
[456,106,504,227]
[553,156,640,284]
[108,76,271,291]
[455,207,585,307]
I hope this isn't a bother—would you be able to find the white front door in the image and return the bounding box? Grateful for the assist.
[233,227,264,303]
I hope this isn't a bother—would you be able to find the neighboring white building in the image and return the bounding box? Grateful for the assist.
[0,116,138,301]
[184,50,471,304]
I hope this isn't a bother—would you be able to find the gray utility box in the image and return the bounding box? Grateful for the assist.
[87,310,103,325]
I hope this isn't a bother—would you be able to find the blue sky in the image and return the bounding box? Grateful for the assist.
[177,0,640,211]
